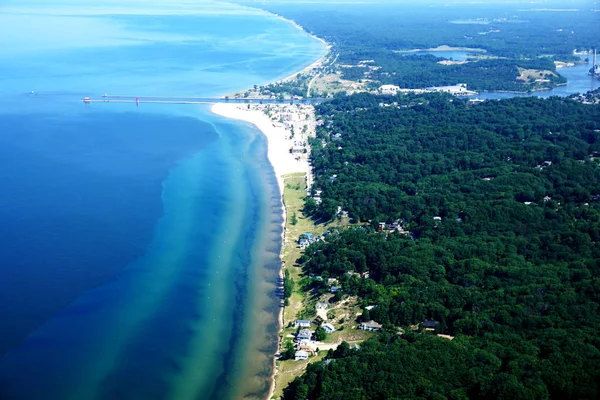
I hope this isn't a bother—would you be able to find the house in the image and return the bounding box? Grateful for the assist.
[291,144,305,154]
[377,222,385,232]
[297,344,316,354]
[295,350,309,360]
[296,329,313,341]
[359,320,383,331]
[316,302,328,310]
[322,323,336,334]
[365,305,377,311]
[299,239,309,249]
[301,232,314,241]
[350,343,361,350]
[421,320,439,331]
[297,339,314,347]
[330,286,342,293]
[543,196,552,202]
[327,278,338,286]
[379,84,401,95]
[294,320,311,328]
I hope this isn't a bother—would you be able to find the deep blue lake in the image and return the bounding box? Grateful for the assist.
[0,2,325,399]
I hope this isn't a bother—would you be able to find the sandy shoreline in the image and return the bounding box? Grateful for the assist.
[211,11,326,400]
[273,14,331,84]
[211,103,310,399]
[211,104,309,195]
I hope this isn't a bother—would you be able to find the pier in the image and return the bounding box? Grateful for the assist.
[80,94,324,106]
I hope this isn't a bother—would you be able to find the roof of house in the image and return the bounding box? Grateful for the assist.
[361,320,383,329]
[296,320,310,324]
[295,350,309,357]
[297,329,312,337]
[422,320,439,328]
[322,323,335,331]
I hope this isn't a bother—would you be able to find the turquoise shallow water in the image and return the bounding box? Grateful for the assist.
[0,1,325,399]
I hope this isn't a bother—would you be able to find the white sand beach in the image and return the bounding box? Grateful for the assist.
[211,103,310,195]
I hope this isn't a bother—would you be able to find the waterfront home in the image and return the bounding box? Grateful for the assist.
[322,323,336,334]
[296,329,313,341]
[294,320,311,328]
[298,345,316,354]
[301,232,314,241]
[359,320,383,331]
[297,339,314,347]
[295,350,309,360]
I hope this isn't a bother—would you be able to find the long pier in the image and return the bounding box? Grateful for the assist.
[80,94,323,105]
[81,99,214,105]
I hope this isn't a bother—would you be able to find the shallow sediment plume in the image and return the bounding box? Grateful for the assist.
[211,102,315,399]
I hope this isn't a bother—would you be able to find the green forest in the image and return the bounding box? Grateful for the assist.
[283,93,600,399]
[251,2,598,92]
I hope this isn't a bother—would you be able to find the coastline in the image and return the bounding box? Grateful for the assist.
[211,103,310,400]
[272,14,331,84]
[210,10,327,400]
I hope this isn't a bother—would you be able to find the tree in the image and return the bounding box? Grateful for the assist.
[315,327,327,341]
[291,212,298,225]
[281,339,295,360]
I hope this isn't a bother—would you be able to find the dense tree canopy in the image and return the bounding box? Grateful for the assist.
[284,93,600,399]
[254,2,598,92]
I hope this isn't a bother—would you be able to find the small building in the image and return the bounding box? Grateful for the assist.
[543,196,552,202]
[365,305,377,311]
[294,320,311,328]
[379,84,401,95]
[291,144,305,154]
[421,320,439,331]
[359,320,382,331]
[330,286,342,293]
[322,323,336,334]
[295,350,309,360]
[316,302,328,310]
[301,232,314,241]
[297,339,314,347]
[327,278,338,286]
[296,329,313,341]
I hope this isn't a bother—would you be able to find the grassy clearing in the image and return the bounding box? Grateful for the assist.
[273,172,323,399]
[272,173,366,399]
[516,67,557,82]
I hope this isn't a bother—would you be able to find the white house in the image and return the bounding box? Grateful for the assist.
[294,320,311,328]
[322,323,336,334]
[296,329,313,341]
[295,350,309,360]
[359,320,383,331]
[298,339,314,347]
[330,286,342,293]
[379,84,401,95]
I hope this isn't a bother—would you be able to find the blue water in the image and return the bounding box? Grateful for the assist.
[473,60,600,100]
[401,50,474,61]
[0,1,325,399]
